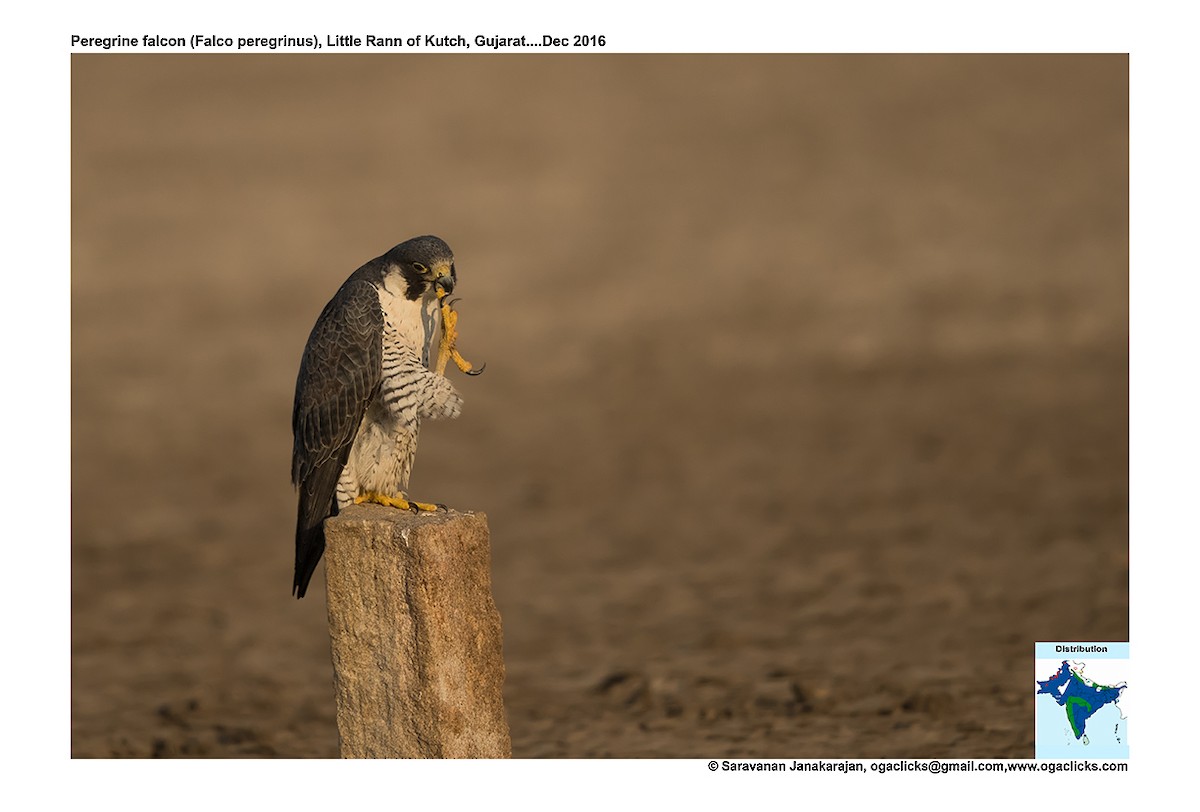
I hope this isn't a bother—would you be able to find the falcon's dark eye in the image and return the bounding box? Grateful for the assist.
[413,262,429,273]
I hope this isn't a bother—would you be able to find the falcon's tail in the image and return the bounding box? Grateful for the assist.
[293,461,343,599]
[293,520,325,599]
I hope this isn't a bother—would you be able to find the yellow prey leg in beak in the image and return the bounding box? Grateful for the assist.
[354,491,444,513]
[436,288,486,377]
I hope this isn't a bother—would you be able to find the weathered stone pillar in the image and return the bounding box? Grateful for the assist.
[323,505,511,758]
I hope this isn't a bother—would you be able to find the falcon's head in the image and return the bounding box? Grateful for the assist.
[386,235,457,300]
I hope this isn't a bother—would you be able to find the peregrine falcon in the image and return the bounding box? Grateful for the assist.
[291,235,482,598]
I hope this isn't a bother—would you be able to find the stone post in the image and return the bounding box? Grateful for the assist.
[322,505,511,758]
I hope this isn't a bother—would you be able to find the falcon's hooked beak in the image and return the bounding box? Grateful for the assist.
[432,263,455,295]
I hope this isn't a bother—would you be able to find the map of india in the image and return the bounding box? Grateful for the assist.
[1034,643,1127,759]
[1037,660,1124,743]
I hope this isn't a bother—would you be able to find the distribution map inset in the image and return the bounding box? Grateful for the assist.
[1036,660,1124,744]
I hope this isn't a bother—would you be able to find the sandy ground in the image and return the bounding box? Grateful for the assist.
[71,54,1127,758]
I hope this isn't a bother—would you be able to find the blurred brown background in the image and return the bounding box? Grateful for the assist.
[71,54,1127,758]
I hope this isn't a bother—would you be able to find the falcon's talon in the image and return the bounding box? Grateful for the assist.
[355,491,444,513]
[452,351,484,375]
[355,491,408,510]
[436,294,484,377]
[464,362,486,376]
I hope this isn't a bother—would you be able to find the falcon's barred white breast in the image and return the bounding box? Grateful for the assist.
[290,235,482,598]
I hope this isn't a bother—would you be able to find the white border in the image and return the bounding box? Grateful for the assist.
[6,0,1189,805]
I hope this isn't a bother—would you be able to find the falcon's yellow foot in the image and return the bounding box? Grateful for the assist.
[354,492,444,513]
[436,290,485,377]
